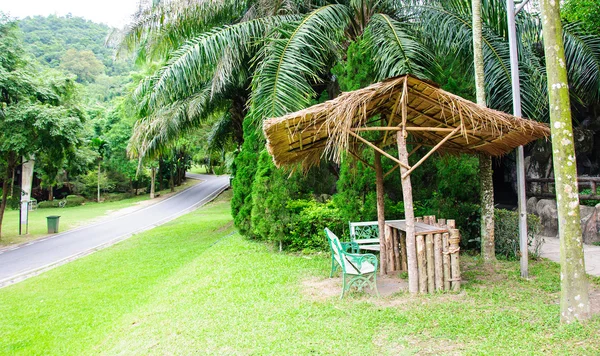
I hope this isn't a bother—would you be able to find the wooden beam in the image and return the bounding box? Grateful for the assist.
[383,144,422,178]
[352,126,402,132]
[347,130,410,170]
[348,149,375,170]
[402,126,461,179]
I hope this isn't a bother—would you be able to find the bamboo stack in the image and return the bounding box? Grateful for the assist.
[412,216,461,293]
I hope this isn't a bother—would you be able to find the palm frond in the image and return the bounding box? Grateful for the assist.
[138,15,300,110]
[250,4,351,122]
[365,13,434,81]
[563,22,600,104]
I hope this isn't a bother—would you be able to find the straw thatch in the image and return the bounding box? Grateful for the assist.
[263,75,550,168]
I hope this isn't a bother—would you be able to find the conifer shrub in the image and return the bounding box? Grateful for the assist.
[231,119,261,236]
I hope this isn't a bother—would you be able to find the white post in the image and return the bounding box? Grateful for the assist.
[507,0,528,278]
[20,156,35,234]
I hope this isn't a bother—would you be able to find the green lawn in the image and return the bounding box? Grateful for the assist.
[0,178,200,246]
[0,193,598,355]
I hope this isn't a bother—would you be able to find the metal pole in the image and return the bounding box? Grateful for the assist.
[507,0,528,278]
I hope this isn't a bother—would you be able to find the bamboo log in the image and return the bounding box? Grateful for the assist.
[438,218,446,227]
[447,219,456,229]
[450,229,461,291]
[434,233,443,291]
[400,230,408,271]
[393,228,401,271]
[431,215,437,226]
[426,233,435,293]
[384,224,393,274]
[416,217,423,223]
[442,232,451,291]
[417,234,427,293]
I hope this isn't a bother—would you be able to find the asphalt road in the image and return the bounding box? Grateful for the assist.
[0,173,230,287]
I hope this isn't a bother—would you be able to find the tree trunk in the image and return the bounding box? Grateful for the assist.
[472,0,495,262]
[169,166,175,192]
[540,0,590,323]
[97,161,101,202]
[9,165,15,198]
[397,131,418,294]
[374,151,387,275]
[150,167,156,199]
[0,153,17,239]
[480,155,495,260]
[48,186,54,201]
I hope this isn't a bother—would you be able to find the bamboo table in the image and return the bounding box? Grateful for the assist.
[384,219,460,293]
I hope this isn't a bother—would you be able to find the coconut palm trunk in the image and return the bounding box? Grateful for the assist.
[540,0,590,323]
[472,0,495,262]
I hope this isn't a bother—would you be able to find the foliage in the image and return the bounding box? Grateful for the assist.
[231,119,261,236]
[59,48,105,83]
[72,171,114,199]
[494,209,541,260]
[580,189,600,207]
[287,199,346,251]
[18,14,131,75]
[562,0,600,36]
[250,150,299,245]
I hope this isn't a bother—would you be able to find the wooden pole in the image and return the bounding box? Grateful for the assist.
[434,233,443,291]
[385,224,394,273]
[374,151,388,275]
[450,228,461,291]
[417,234,427,293]
[426,233,435,293]
[442,232,451,291]
[400,230,408,272]
[402,126,461,179]
[397,130,418,293]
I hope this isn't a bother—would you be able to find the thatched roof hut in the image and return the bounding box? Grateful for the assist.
[264,75,550,169]
[262,74,550,294]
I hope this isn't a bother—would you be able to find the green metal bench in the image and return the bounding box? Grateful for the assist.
[324,228,379,298]
[349,221,380,252]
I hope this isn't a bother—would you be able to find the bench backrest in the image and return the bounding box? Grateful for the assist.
[324,228,360,274]
[349,221,379,242]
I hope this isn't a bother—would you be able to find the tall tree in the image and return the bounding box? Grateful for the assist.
[471,0,495,262]
[540,0,590,323]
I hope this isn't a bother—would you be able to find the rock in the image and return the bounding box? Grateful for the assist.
[527,197,538,215]
[582,204,600,245]
[536,199,559,237]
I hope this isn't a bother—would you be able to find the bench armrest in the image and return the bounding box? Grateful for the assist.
[344,252,378,271]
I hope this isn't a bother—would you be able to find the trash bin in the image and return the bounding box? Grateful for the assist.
[46,216,61,234]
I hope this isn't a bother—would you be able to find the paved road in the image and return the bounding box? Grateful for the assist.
[0,174,229,287]
[537,236,600,277]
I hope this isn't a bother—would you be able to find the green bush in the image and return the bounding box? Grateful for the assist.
[494,209,541,260]
[66,195,85,206]
[287,199,346,252]
[37,200,61,209]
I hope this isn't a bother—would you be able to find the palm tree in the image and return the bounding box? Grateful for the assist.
[412,0,600,122]
[117,0,433,160]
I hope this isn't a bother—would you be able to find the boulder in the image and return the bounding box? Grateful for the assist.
[527,197,538,215]
[582,204,600,245]
[535,199,559,237]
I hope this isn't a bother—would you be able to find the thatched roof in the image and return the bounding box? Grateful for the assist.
[263,75,550,168]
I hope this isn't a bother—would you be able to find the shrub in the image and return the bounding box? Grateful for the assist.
[66,195,85,206]
[494,209,541,260]
[287,199,346,252]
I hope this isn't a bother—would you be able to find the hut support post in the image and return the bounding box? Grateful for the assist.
[397,130,418,294]
[374,151,388,275]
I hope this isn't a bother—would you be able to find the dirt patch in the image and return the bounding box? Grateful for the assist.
[215,221,234,233]
[301,274,408,302]
[590,287,600,316]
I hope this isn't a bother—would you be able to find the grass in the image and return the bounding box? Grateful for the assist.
[0,193,599,354]
[0,178,200,247]
[189,164,209,174]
